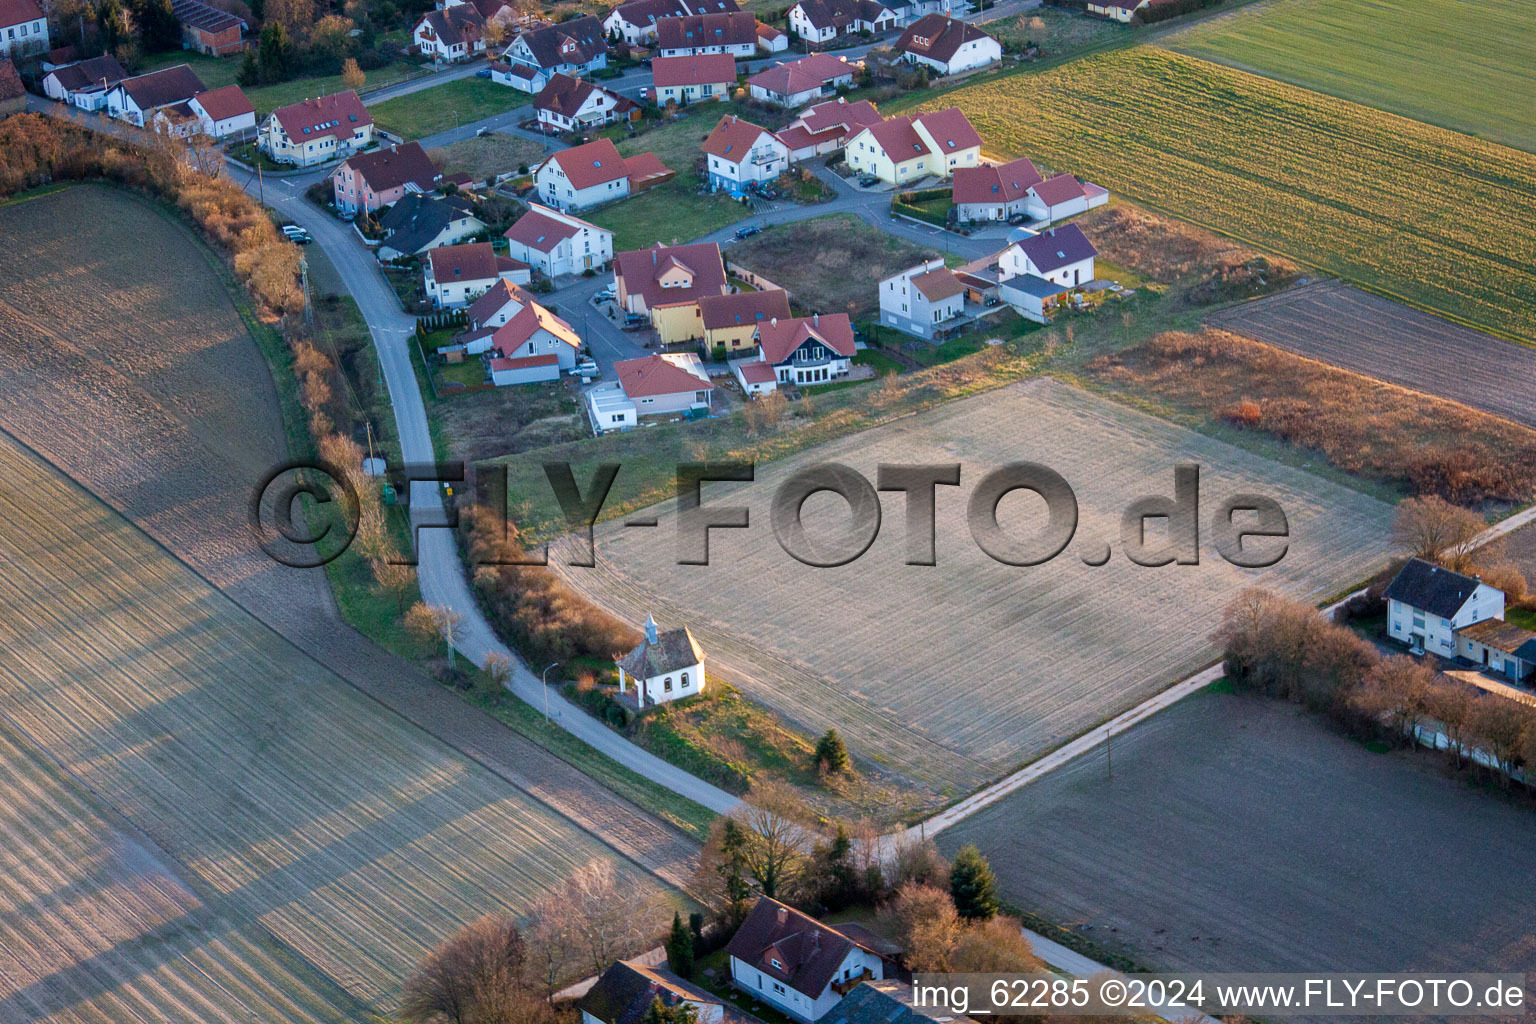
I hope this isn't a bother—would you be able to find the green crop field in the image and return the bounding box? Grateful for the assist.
[1165,0,1536,153]
[0,434,680,1021]
[930,47,1536,344]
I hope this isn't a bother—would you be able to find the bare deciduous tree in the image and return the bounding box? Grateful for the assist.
[1391,496,1486,571]
[732,778,815,899]
[881,883,961,972]
[400,914,528,1024]
[565,859,646,976]
[1349,655,1435,742]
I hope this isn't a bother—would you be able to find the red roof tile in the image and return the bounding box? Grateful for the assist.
[271,90,372,145]
[656,10,758,49]
[491,353,560,371]
[428,241,504,283]
[191,84,253,121]
[543,137,629,190]
[616,353,714,398]
[614,242,728,310]
[0,0,44,27]
[651,52,737,88]
[951,156,1041,205]
[1029,172,1087,207]
[895,14,995,64]
[746,52,852,96]
[757,313,854,365]
[698,288,790,329]
[702,114,777,162]
[504,206,583,253]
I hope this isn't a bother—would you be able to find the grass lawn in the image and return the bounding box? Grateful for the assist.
[693,950,800,1024]
[435,357,487,389]
[226,140,289,171]
[370,77,523,139]
[588,180,747,252]
[1165,0,1536,153]
[139,50,421,116]
[725,213,945,319]
[1508,607,1536,632]
[429,133,549,183]
[854,349,902,375]
[930,46,1536,344]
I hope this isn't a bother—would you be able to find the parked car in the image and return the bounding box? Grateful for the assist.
[476,126,492,137]
[638,86,651,100]
[734,224,761,240]
[574,359,599,377]
[1007,213,1028,225]
[477,68,492,78]
[281,224,312,243]
[858,175,879,187]
[621,314,650,331]
[595,284,616,300]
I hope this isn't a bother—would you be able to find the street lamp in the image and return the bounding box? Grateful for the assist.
[542,661,560,721]
[452,109,459,129]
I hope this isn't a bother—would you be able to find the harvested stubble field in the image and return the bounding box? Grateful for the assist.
[724,214,946,319]
[1204,281,1536,432]
[929,48,1536,343]
[1086,328,1536,506]
[938,691,1536,986]
[0,434,680,1021]
[553,379,1397,809]
[1166,0,1536,153]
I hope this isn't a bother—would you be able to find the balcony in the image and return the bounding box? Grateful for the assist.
[831,969,874,996]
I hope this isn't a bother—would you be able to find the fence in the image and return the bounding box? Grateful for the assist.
[725,259,790,297]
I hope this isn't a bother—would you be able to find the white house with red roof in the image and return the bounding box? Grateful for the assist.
[732,357,779,397]
[486,301,582,382]
[878,258,964,338]
[614,353,714,415]
[727,898,892,1022]
[186,84,255,138]
[951,156,1040,222]
[651,53,737,106]
[776,96,881,161]
[533,137,673,211]
[654,11,759,57]
[893,14,999,75]
[424,241,531,307]
[1023,172,1108,224]
[105,64,206,127]
[504,203,614,277]
[259,91,375,167]
[533,73,637,133]
[702,114,788,192]
[0,0,49,57]
[332,141,442,214]
[844,106,980,184]
[746,52,856,107]
[1087,0,1148,21]
[737,312,854,385]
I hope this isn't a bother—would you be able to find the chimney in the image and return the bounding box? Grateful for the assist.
[653,249,658,265]
[770,316,778,327]
[776,906,788,925]
[813,313,819,325]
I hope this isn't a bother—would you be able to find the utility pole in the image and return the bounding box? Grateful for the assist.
[1106,728,1112,780]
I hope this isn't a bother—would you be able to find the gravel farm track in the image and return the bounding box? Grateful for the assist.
[937,690,1536,1011]
[557,379,1399,812]
[1205,281,1536,431]
[0,185,695,1021]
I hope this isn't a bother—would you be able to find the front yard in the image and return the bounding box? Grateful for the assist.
[588,182,746,253]
[428,134,549,184]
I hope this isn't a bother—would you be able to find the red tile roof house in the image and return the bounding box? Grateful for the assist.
[702,114,789,193]
[614,353,714,416]
[532,137,673,212]
[186,84,256,138]
[877,257,964,339]
[732,356,778,397]
[651,53,737,107]
[698,287,791,355]
[844,105,981,184]
[951,155,1040,222]
[726,897,893,1022]
[0,0,50,59]
[893,13,1000,76]
[486,300,583,382]
[260,91,375,167]
[601,0,739,46]
[503,202,614,277]
[746,52,856,108]
[424,241,532,307]
[775,96,880,161]
[786,0,894,48]
[613,242,729,344]
[747,312,854,385]
[42,54,129,110]
[533,73,638,133]
[1022,171,1109,225]
[655,11,760,58]
[171,0,246,56]
[104,64,206,127]
[413,3,486,62]
[332,141,442,215]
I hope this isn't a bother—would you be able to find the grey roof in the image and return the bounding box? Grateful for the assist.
[379,193,480,256]
[45,54,128,92]
[616,625,704,679]
[1014,223,1096,274]
[577,960,722,1024]
[171,0,245,33]
[820,981,960,1024]
[1384,557,1483,619]
[1002,273,1067,299]
[515,15,607,70]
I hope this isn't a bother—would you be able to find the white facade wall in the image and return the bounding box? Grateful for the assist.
[707,132,789,190]
[618,658,703,704]
[1387,584,1506,658]
[0,14,48,57]
[999,244,1094,290]
[535,159,630,211]
[728,948,885,1023]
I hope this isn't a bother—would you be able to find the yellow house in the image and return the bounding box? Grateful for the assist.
[651,55,736,108]
[613,241,730,345]
[698,289,792,355]
[846,107,982,185]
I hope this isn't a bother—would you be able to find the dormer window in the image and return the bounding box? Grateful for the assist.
[770,958,784,971]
